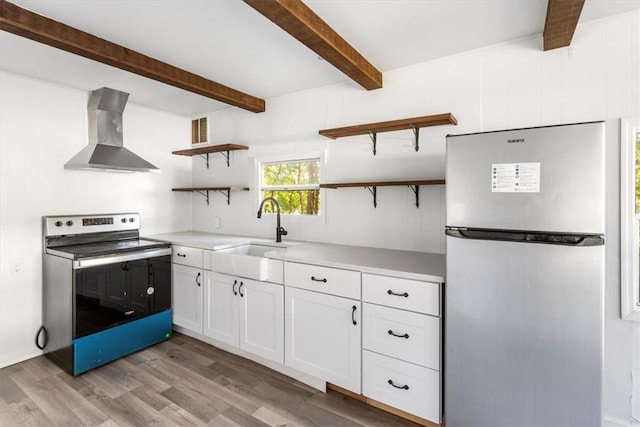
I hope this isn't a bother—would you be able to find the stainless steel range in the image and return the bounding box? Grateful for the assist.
[41,213,172,375]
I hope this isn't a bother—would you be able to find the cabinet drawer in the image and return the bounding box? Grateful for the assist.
[363,303,440,370]
[362,274,439,316]
[172,245,203,268]
[363,350,440,423]
[284,262,360,300]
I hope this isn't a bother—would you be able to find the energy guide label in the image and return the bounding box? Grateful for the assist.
[491,162,540,193]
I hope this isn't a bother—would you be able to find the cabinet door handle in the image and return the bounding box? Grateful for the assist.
[232,280,238,295]
[177,253,186,258]
[195,272,201,287]
[239,282,244,297]
[388,329,409,339]
[387,379,409,390]
[311,276,327,283]
[351,305,357,325]
[387,290,409,297]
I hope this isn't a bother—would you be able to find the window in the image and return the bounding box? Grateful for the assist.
[621,118,640,321]
[259,157,321,216]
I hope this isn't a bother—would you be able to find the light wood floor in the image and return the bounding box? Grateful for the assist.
[0,333,419,426]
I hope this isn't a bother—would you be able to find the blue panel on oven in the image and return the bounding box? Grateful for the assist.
[73,309,172,375]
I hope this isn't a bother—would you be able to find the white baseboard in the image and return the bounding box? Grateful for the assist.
[0,349,42,370]
[604,414,636,427]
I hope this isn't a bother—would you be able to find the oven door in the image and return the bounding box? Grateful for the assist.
[73,251,171,338]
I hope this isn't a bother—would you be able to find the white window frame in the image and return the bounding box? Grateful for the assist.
[621,117,640,321]
[255,151,326,224]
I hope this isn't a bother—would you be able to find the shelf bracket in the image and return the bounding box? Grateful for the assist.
[198,153,210,169]
[409,185,420,208]
[212,189,231,205]
[198,151,231,168]
[195,190,210,205]
[219,150,231,167]
[410,125,420,152]
[365,186,378,208]
[368,132,377,156]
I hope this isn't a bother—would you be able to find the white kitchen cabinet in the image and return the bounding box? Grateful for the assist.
[204,271,284,364]
[203,271,238,346]
[362,273,439,316]
[363,350,440,422]
[361,273,442,424]
[284,261,360,299]
[284,286,361,393]
[172,245,203,269]
[171,263,203,333]
[363,303,440,369]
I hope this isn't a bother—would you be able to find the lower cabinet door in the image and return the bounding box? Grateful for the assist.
[363,350,440,423]
[203,271,239,347]
[285,287,361,393]
[239,279,284,364]
[171,264,203,333]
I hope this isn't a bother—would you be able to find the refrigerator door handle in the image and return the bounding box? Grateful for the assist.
[445,228,604,246]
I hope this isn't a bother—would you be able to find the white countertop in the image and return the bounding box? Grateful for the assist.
[145,231,275,251]
[144,231,445,283]
[266,243,445,283]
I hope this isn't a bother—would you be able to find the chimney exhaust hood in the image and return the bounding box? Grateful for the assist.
[65,87,160,173]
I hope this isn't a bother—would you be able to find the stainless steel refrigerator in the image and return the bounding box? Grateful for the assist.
[444,122,605,427]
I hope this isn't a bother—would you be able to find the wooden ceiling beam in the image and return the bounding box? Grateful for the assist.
[0,0,265,113]
[543,0,585,51]
[243,0,382,90]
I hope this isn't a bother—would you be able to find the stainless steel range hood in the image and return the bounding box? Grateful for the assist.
[65,87,160,173]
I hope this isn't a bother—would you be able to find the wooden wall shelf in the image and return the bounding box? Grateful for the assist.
[172,143,249,168]
[320,180,445,208]
[318,113,457,155]
[172,186,249,205]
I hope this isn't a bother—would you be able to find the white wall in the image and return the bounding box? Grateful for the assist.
[0,73,193,368]
[193,12,640,425]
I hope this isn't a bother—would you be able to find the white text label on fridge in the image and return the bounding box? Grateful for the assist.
[491,162,540,193]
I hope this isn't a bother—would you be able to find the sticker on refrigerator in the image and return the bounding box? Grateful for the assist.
[491,162,540,193]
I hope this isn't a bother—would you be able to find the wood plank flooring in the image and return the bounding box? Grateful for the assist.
[0,333,420,426]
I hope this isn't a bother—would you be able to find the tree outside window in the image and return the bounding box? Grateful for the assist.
[260,159,320,216]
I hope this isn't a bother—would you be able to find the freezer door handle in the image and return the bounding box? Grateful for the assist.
[445,228,604,246]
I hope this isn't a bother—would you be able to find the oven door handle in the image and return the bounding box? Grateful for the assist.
[73,247,172,269]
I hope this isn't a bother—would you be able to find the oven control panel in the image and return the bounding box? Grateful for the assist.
[43,213,140,236]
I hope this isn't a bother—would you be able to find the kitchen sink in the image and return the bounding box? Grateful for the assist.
[218,244,279,257]
[208,243,285,282]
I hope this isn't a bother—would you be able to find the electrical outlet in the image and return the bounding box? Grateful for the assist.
[10,259,24,275]
[213,217,221,228]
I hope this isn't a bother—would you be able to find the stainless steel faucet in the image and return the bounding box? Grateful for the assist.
[257,197,288,243]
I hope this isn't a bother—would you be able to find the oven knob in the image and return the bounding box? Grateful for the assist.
[55,221,63,227]
[146,286,155,295]
[129,217,135,223]
[121,218,127,223]
[66,220,74,226]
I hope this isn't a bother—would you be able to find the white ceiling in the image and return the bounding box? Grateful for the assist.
[1,0,638,117]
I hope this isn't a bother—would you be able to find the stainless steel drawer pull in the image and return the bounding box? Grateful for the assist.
[176,253,186,258]
[387,290,409,297]
[311,276,327,283]
[387,379,409,390]
[388,329,409,339]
